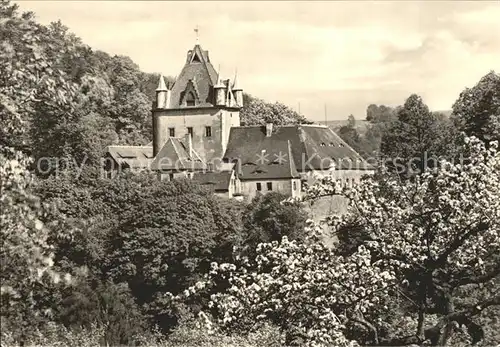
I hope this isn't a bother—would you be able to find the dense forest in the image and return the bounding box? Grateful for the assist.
[1,1,499,346]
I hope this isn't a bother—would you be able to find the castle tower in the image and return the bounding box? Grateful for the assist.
[152,39,242,164]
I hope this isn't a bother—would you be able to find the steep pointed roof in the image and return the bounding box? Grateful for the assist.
[156,75,168,91]
[169,44,219,108]
[232,70,241,91]
[214,65,224,88]
[150,137,207,171]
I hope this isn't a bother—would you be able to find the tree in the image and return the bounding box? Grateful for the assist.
[366,104,396,123]
[56,279,147,346]
[240,94,312,126]
[241,192,309,253]
[103,178,244,331]
[452,71,500,143]
[176,136,499,346]
[337,115,362,154]
[0,148,73,340]
[380,94,459,177]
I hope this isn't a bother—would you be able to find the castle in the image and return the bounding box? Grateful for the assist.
[105,41,374,201]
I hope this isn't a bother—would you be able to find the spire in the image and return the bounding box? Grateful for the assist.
[156,75,167,91]
[214,64,224,88]
[232,69,242,91]
[194,25,199,45]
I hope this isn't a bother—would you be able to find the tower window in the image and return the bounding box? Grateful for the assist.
[187,127,193,137]
[256,182,262,191]
[191,53,201,63]
[186,92,196,107]
[293,181,297,190]
[169,128,175,137]
[267,182,273,191]
[205,126,212,137]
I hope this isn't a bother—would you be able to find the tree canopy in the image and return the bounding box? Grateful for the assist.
[451,71,500,143]
[175,136,500,346]
[241,93,313,126]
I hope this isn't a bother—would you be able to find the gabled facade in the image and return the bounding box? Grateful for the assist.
[152,44,242,168]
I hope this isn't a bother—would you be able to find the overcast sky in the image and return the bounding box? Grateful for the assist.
[16,1,500,121]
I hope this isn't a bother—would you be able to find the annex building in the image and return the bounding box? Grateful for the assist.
[105,41,374,201]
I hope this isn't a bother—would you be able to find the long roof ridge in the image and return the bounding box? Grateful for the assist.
[170,138,184,160]
[108,145,153,148]
[298,123,328,128]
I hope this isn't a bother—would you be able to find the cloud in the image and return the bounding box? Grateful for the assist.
[15,1,500,121]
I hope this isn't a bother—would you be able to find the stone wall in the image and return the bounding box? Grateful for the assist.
[153,108,239,164]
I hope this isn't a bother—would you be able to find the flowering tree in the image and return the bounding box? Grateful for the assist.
[172,136,499,346]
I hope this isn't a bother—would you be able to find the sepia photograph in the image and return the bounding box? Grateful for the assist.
[1,0,499,346]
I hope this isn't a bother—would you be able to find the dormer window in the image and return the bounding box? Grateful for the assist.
[320,143,326,147]
[186,92,196,107]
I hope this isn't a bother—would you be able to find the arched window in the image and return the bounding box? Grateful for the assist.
[186,92,196,106]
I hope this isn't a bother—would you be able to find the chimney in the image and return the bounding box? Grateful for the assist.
[266,123,273,137]
[185,133,193,158]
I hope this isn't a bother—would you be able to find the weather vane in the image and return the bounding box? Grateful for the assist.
[194,25,199,44]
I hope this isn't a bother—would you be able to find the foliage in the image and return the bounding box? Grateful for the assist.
[242,192,309,253]
[173,225,396,346]
[380,94,460,176]
[0,148,66,336]
[366,104,397,123]
[337,115,364,155]
[0,1,75,153]
[452,71,500,143]
[241,94,312,126]
[98,178,243,330]
[164,320,283,347]
[174,137,499,346]
[309,136,500,345]
[0,0,158,172]
[55,279,147,346]
[1,322,106,347]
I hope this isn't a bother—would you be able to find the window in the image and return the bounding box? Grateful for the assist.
[267,182,273,191]
[169,127,175,137]
[169,173,174,181]
[187,127,193,137]
[293,181,297,190]
[205,126,212,137]
[191,53,201,63]
[256,182,262,191]
[186,92,196,107]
